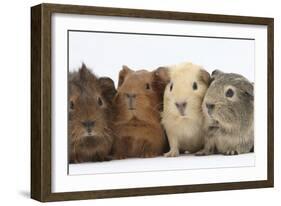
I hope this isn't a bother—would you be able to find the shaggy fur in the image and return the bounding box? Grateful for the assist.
[159,62,211,157]
[112,66,168,159]
[196,70,254,155]
[69,64,116,163]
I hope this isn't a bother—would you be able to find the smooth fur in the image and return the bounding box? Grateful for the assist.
[196,70,254,156]
[112,66,168,159]
[160,62,210,157]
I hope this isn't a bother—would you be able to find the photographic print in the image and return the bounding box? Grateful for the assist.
[31,4,273,202]
[67,31,255,175]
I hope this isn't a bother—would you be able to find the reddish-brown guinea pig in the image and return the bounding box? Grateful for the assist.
[69,64,116,163]
[112,65,169,159]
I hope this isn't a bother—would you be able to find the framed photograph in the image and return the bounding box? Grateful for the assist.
[31,3,274,202]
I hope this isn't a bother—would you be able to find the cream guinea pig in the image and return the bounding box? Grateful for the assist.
[156,62,211,157]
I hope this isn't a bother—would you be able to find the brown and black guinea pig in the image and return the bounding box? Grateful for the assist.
[69,64,116,163]
[112,65,169,159]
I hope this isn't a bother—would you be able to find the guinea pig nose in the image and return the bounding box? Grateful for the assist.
[206,103,215,110]
[126,93,136,99]
[82,120,95,129]
[175,102,187,109]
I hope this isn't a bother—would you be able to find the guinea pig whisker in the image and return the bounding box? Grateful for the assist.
[70,127,80,137]
[212,101,225,107]
[164,107,174,115]
[152,102,164,111]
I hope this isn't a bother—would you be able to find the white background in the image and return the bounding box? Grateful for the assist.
[69,31,255,83]
[0,0,280,205]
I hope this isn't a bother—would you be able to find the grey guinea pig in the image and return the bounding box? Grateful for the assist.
[196,70,254,155]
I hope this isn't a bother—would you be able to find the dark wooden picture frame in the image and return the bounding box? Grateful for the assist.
[31,3,274,202]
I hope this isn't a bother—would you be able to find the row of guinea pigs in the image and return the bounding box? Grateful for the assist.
[69,62,254,163]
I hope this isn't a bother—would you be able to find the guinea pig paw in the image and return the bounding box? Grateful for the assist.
[113,154,126,160]
[103,155,113,161]
[141,152,158,158]
[164,150,179,157]
[195,149,209,156]
[224,150,239,155]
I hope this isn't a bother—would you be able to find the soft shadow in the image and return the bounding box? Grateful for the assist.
[18,190,30,198]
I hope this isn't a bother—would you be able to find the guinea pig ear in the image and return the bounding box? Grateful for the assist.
[98,77,117,102]
[153,66,170,84]
[209,69,223,84]
[152,67,170,111]
[211,69,223,79]
[118,65,133,87]
[199,69,211,86]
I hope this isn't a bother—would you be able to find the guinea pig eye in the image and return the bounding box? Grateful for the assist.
[70,101,74,110]
[170,83,173,91]
[225,88,234,98]
[192,82,198,90]
[146,83,150,90]
[97,97,103,106]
